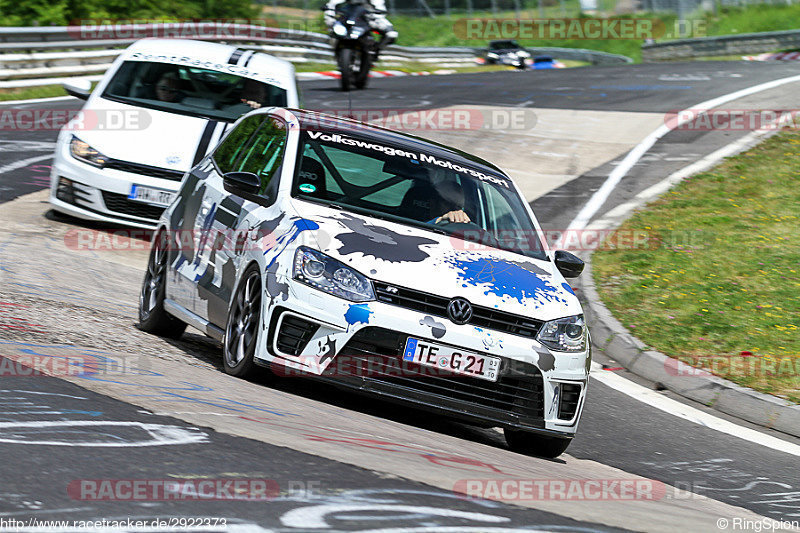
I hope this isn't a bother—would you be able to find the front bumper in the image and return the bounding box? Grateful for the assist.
[259,279,590,437]
[49,140,186,229]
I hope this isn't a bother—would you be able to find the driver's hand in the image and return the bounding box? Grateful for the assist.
[242,100,262,109]
[436,210,470,224]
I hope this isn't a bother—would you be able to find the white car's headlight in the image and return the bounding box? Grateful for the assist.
[70,135,107,167]
[293,247,375,302]
[537,315,586,352]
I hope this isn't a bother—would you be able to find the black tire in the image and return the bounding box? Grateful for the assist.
[339,48,353,92]
[138,230,186,339]
[222,264,262,378]
[354,47,371,90]
[504,429,571,458]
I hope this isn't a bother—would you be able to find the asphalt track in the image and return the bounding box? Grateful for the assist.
[1,61,800,531]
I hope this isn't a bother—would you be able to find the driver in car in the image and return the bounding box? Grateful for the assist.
[432,181,471,224]
[154,72,183,103]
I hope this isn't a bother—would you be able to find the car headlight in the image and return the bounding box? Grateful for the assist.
[293,246,375,302]
[70,136,107,167]
[537,315,586,352]
[333,23,347,37]
[487,52,498,58]
[518,51,530,58]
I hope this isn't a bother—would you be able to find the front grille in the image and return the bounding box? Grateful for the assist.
[332,327,545,425]
[275,313,319,356]
[558,382,582,420]
[101,191,165,221]
[374,282,544,339]
[105,159,185,181]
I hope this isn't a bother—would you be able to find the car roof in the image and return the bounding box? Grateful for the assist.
[285,108,507,176]
[121,39,295,86]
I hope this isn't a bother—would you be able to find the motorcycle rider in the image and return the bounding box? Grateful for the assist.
[324,0,398,60]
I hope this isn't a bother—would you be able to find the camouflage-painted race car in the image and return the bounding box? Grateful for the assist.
[138,107,590,458]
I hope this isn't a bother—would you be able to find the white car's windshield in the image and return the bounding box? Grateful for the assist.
[102,61,288,122]
[291,129,547,260]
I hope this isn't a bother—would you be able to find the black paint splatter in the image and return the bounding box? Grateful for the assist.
[535,347,556,372]
[265,263,289,308]
[318,336,337,365]
[333,214,438,263]
[419,316,446,339]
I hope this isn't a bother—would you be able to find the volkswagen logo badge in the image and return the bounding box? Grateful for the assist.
[447,297,473,325]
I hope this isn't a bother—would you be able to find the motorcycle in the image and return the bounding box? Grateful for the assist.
[330,1,376,91]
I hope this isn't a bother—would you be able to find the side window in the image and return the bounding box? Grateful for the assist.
[214,114,265,174]
[214,115,288,197]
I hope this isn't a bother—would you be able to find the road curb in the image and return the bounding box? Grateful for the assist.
[583,261,800,438]
[581,137,800,440]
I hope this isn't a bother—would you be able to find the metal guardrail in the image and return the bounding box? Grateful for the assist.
[0,23,632,87]
[643,29,800,61]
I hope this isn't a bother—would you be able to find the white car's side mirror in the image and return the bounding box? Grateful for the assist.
[62,79,93,100]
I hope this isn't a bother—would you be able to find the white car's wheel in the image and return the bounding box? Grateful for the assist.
[223,265,262,378]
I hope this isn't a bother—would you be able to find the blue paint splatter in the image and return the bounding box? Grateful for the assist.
[562,282,575,295]
[448,257,564,306]
[344,304,373,330]
[264,218,320,269]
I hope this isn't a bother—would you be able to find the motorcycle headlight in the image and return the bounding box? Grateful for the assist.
[70,135,108,167]
[537,315,586,353]
[293,246,375,302]
[333,23,347,37]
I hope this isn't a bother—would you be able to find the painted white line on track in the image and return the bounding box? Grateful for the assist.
[568,73,800,231]
[0,153,52,174]
[588,124,777,231]
[590,363,800,456]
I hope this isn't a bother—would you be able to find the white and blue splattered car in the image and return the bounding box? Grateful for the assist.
[138,108,590,458]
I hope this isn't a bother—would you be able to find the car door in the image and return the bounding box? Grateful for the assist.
[193,114,289,327]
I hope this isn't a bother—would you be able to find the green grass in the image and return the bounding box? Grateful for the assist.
[704,4,800,36]
[0,84,69,102]
[592,131,800,402]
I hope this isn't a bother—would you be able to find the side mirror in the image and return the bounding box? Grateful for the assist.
[62,79,92,100]
[223,172,260,197]
[554,250,584,278]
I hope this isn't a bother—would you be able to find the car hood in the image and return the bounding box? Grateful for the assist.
[292,200,581,321]
[69,99,224,171]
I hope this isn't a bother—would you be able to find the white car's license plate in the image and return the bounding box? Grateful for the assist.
[402,337,500,382]
[128,185,176,207]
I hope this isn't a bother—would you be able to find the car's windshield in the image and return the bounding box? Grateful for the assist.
[101,61,288,122]
[291,129,547,260]
[490,40,520,50]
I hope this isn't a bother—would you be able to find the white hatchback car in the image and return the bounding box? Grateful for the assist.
[138,108,591,458]
[50,38,299,229]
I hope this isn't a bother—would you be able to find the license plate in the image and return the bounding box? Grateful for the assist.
[402,337,500,382]
[128,185,176,207]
